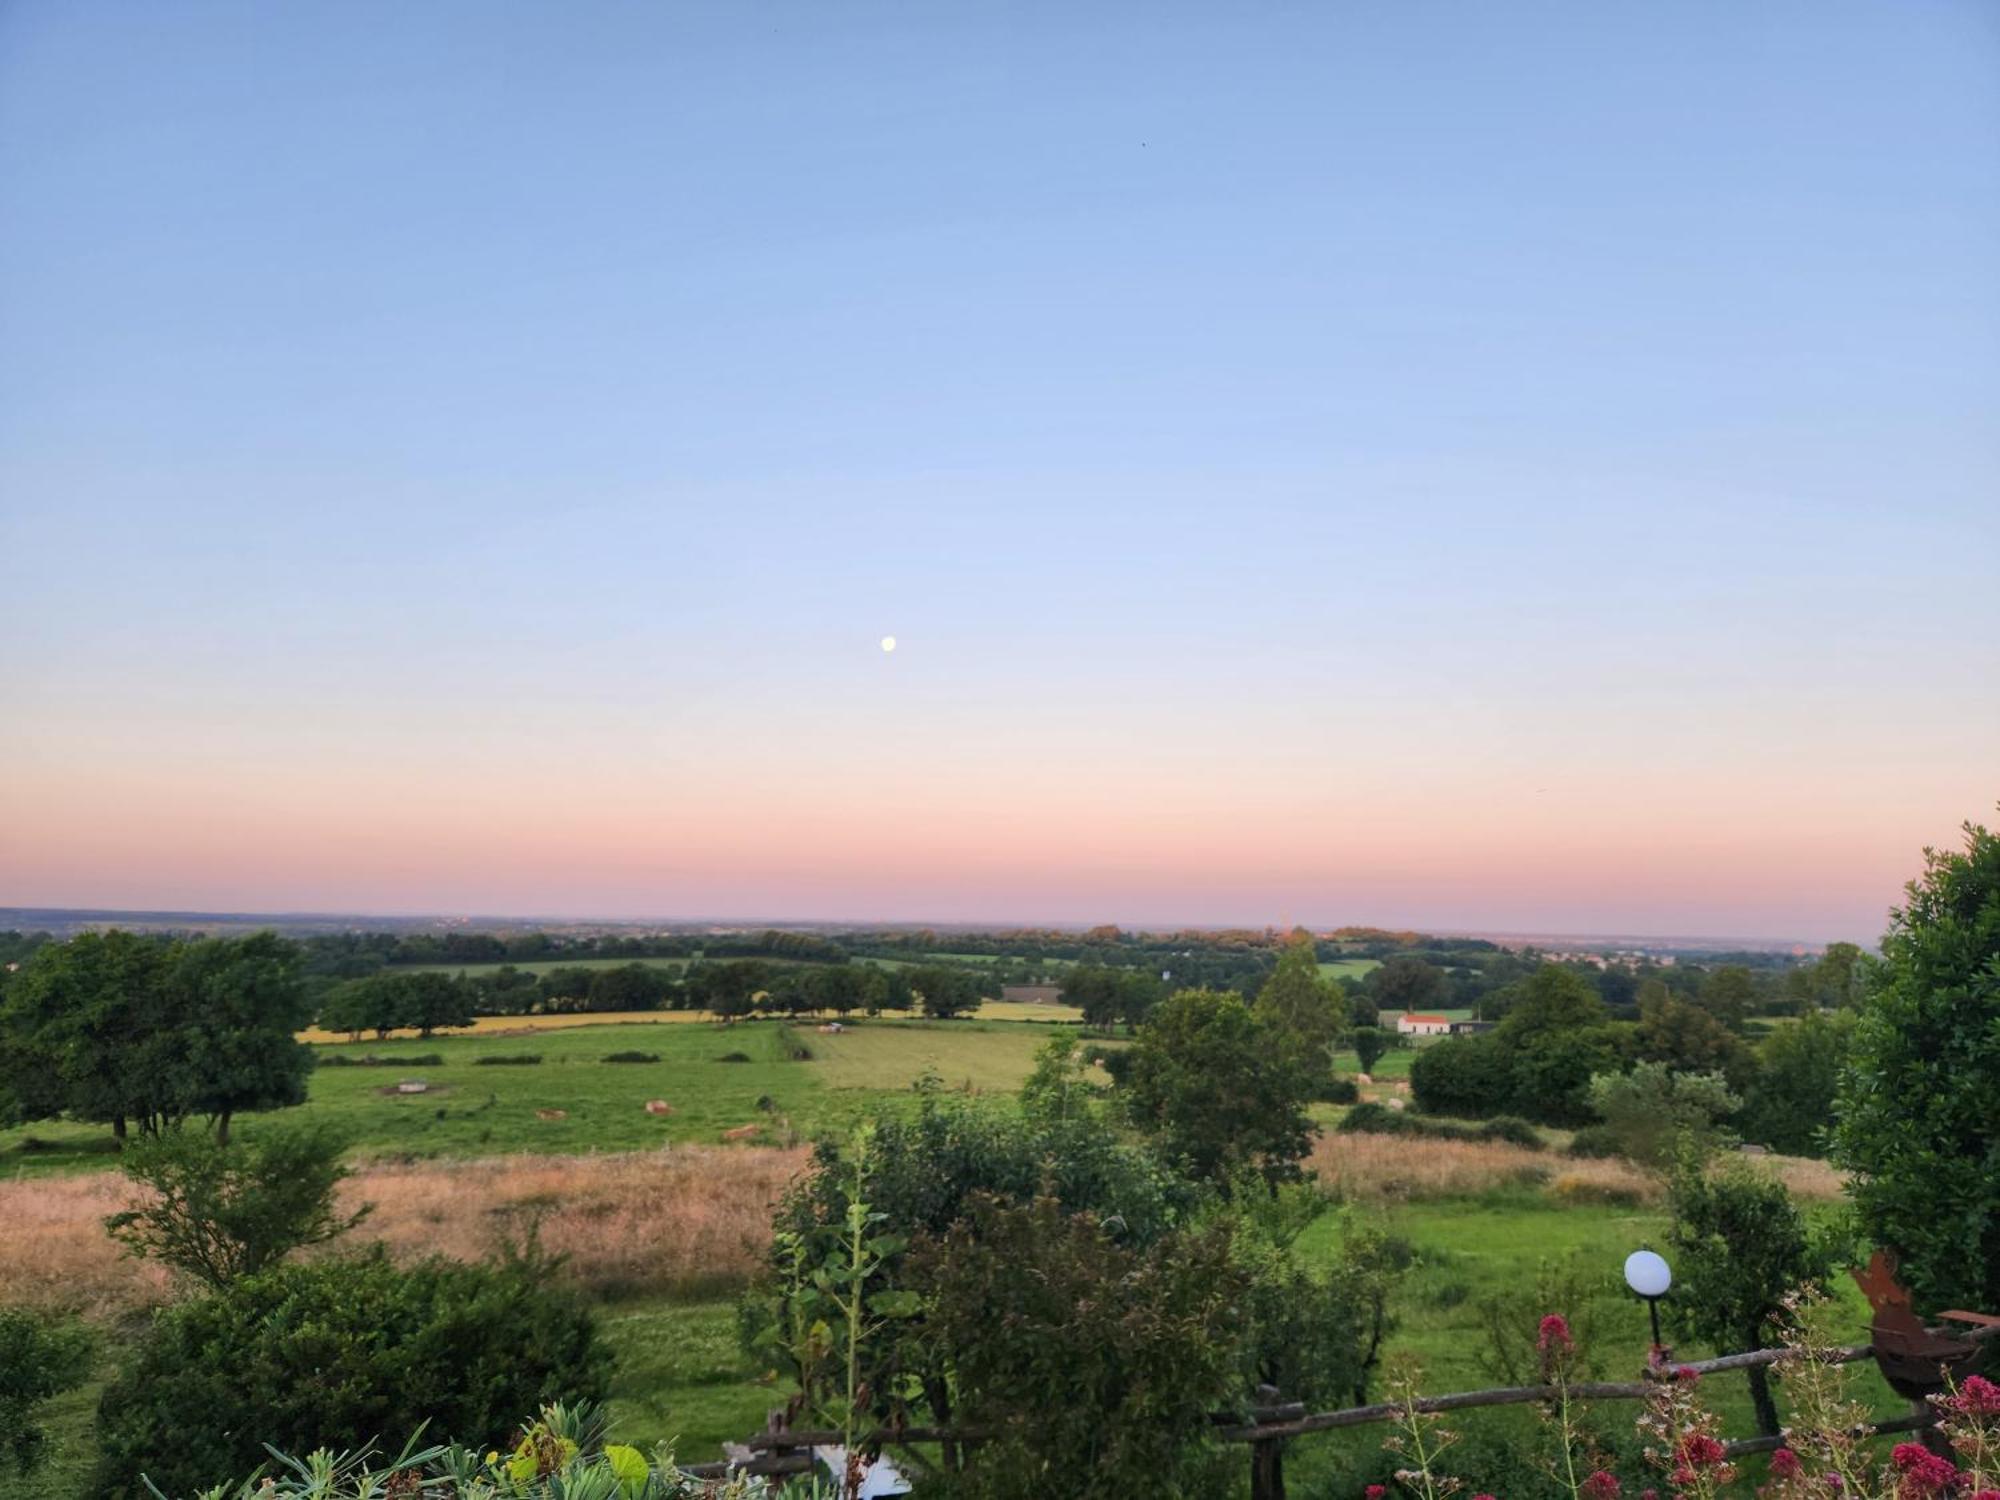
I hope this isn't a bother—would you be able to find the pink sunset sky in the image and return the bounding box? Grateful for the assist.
[3,4,1995,942]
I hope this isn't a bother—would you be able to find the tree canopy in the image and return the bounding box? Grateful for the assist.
[1833,813,2000,1313]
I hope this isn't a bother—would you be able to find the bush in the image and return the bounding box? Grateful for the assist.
[600,1050,661,1064]
[1477,1115,1544,1149]
[1336,1102,1544,1151]
[473,1053,543,1066]
[1408,1033,1515,1117]
[0,1307,92,1475]
[92,1244,610,1500]
[714,1050,752,1063]
[1566,1124,1624,1159]
[1318,1074,1361,1105]
[314,1052,445,1068]
[909,1193,1246,1500]
[104,1121,370,1289]
[1586,1063,1739,1168]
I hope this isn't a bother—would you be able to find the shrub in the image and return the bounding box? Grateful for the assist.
[314,1052,445,1068]
[473,1053,543,1066]
[909,1193,1247,1500]
[1318,1074,1361,1105]
[1566,1124,1624,1159]
[1477,1115,1544,1149]
[600,1050,661,1064]
[104,1120,369,1289]
[92,1243,610,1500]
[1337,1102,1544,1152]
[1408,1032,1514,1117]
[0,1306,92,1475]
[1587,1062,1739,1168]
[714,1050,752,1063]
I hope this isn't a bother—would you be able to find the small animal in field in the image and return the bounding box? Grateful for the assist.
[644,1099,674,1116]
[535,1108,567,1121]
[722,1123,762,1141]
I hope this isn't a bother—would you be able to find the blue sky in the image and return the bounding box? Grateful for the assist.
[2,2,1995,939]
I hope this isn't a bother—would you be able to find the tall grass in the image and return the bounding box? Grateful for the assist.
[1308,1132,1844,1205]
[0,1145,808,1317]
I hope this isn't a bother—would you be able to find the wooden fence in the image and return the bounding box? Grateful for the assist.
[684,1332,1990,1498]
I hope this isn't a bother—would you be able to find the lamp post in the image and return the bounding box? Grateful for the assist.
[1625,1249,1672,1357]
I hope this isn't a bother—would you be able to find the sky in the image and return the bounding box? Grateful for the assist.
[2,2,1995,943]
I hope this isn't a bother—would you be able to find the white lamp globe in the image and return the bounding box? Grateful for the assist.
[1625,1250,1672,1299]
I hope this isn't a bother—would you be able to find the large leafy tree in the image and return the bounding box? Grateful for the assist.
[0,931,177,1139]
[0,931,314,1143]
[1253,936,1348,1067]
[1739,1008,1853,1155]
[171,932,315,1141]
[1833,814,2000,1313]
[1121,988,1316,1189]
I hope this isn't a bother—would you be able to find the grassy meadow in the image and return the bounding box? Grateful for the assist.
[0,1018,1892,1500]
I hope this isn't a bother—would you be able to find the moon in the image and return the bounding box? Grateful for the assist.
[879,635,897,653]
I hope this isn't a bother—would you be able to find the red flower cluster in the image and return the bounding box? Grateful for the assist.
[1670,1432,1729,1486]
[1769,1449,1802,1481]
[1538,1314,1576,1357]
[1583,1469,1623,1500]
[1943,1375,2000,1417]
[1366,1486,1387,1499]
[1889,1442,1961,1498]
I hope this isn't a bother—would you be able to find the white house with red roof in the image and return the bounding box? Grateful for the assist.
[1396,1012,1453,1037]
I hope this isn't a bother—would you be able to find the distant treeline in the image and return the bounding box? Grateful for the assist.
[313,958,994,1035]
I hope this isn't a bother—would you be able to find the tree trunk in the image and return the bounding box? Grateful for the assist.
[112,1115,127,1149]
[215,1108,232,1146]
[1747,1362,1781,1437]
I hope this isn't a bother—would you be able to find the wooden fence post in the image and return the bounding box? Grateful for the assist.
[1250,1384,1286,1500]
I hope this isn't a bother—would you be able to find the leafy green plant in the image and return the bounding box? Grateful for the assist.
[1832,812,2000,1313]
[909,1192,1247,1500]
[104,1120,370,1289]
[1664,1155,1850,1434]
[601,1051,662,1064]
[0,1305,92,1475]
[92,1241,610,1500]
[474,1053,545,1066]
[1586,1063,1739,1169]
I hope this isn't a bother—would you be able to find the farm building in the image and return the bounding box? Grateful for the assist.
[1450,1019,1496,1035]
[1396,1013,1454,1037]
[1000,984,1064,1005]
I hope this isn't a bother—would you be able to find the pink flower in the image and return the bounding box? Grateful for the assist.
[1472,1493,1497,1500]
[1675,1365,1701,1385]
[1583,1470,1621,1500]
[1366,1487,1386,1500]
[1946,1375,2000,1417]
[1538,1314,1576,1355]
[1889,1443,1960,1498]
[1677,1434,1728,1469]
[1968,1492,2000,1500]
[1770,1449,1803,1481]
[1641,1490,1659,1500]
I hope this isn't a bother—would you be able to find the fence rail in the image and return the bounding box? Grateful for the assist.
[692,1327,1994,1495]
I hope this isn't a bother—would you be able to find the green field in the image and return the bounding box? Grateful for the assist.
[1318,958,1381,981]
[3,1015,1899,1500]
[0,1018,1074,1175]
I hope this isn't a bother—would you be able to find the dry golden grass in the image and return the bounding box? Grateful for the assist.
[1308,1132,1845,1205]
[0,1145,808,1319]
